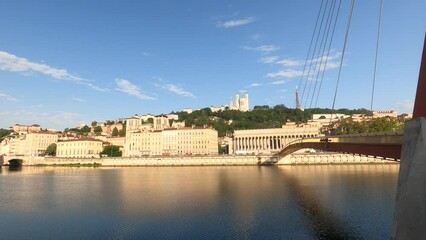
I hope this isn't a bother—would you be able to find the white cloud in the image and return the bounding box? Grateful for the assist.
[72,98,87,102]
[270,80,286,85]
[85,83,109,92]
[259,56,279,64]
[0,51,109,92]
[156,82,196,98]
[249,34,262,41]
[395,99,414,114]
[217,17,254,28]
[267,69,303,78]
[115,79,156,100]
[243,45,280,53]
[276,59,304,67]
[239,89,247,93]
[0,92,18,102]
[0,51,84,82]
[248,83,262,88]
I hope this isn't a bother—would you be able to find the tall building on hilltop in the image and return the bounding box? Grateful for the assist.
[230,93,249,112]
[295,86,301,109]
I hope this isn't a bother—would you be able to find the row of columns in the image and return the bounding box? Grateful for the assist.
[234,134,317,152]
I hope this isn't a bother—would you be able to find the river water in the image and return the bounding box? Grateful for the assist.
[0,164,399,239]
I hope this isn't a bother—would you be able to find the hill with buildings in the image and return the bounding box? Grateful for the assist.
[175,105,374,137]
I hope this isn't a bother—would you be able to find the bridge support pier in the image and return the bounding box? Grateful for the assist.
[392,118,426,239]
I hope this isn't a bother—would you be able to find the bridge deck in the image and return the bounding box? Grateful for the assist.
[279,132,403,160]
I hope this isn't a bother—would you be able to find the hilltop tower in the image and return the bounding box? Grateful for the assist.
[243,93,249,111]
[295,86,301,109]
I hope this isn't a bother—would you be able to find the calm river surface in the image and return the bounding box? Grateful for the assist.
[0,164,399,239]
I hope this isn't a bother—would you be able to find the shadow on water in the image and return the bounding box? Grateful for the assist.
[8,166,23,172]
[272,166,363,239]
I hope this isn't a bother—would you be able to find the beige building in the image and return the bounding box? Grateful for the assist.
[126,115,185,132]
[101,123,123,136]
[1,132,58,156]
[233,122,321,154]
[124,127,218,157]
[183,108,193,114]
[210,105,227,112]
[57,138,103,158]
[0,138,10,156]
[106,137,125,147]
[311,113,350,127]
[373,110,398,118]
[93,136,125,147]
[13,124,42,134]
[125,130,163,156]
[23,132,58,156]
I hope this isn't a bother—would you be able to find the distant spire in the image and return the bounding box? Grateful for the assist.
[295,86,301,109]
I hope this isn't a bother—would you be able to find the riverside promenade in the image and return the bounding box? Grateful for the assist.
[3,153,398,166]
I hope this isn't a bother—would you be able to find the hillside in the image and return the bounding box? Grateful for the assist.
[175,105,372,137]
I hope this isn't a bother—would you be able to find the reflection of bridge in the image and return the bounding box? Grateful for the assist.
[279,36,425,239]
[279,132,402,160]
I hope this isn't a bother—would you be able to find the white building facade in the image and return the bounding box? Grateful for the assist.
[233,123,321,154]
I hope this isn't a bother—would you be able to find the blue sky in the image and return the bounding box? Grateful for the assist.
[0,0,425,130]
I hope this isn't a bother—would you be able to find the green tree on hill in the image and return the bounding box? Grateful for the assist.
[100,145,122,157]
[0,128,12,142]
[175,105,374,137]
[112,127,119,137]
[45,143,57,156]
[94,126,102,135]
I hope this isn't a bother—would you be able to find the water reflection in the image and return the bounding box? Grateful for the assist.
[0,164,399,239]
[8,166,23,172]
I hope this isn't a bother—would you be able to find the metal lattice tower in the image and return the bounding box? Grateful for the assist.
[295,86,301,109]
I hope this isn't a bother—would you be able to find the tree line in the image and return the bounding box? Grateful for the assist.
[174,105,373,137]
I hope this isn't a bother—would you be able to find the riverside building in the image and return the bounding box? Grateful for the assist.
[233,122,321,154]
[56,138,103,158]
[1,132,58,156]
[124,126,218,157]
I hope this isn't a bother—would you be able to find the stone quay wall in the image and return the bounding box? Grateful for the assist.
[2,153,399,166]
[278,153,398,165]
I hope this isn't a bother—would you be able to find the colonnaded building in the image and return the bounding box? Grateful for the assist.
[233,122,321,154]
[124,115,218,157]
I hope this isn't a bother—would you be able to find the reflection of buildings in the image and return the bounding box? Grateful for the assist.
[230,93,249,112]
[233,122,321,154]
